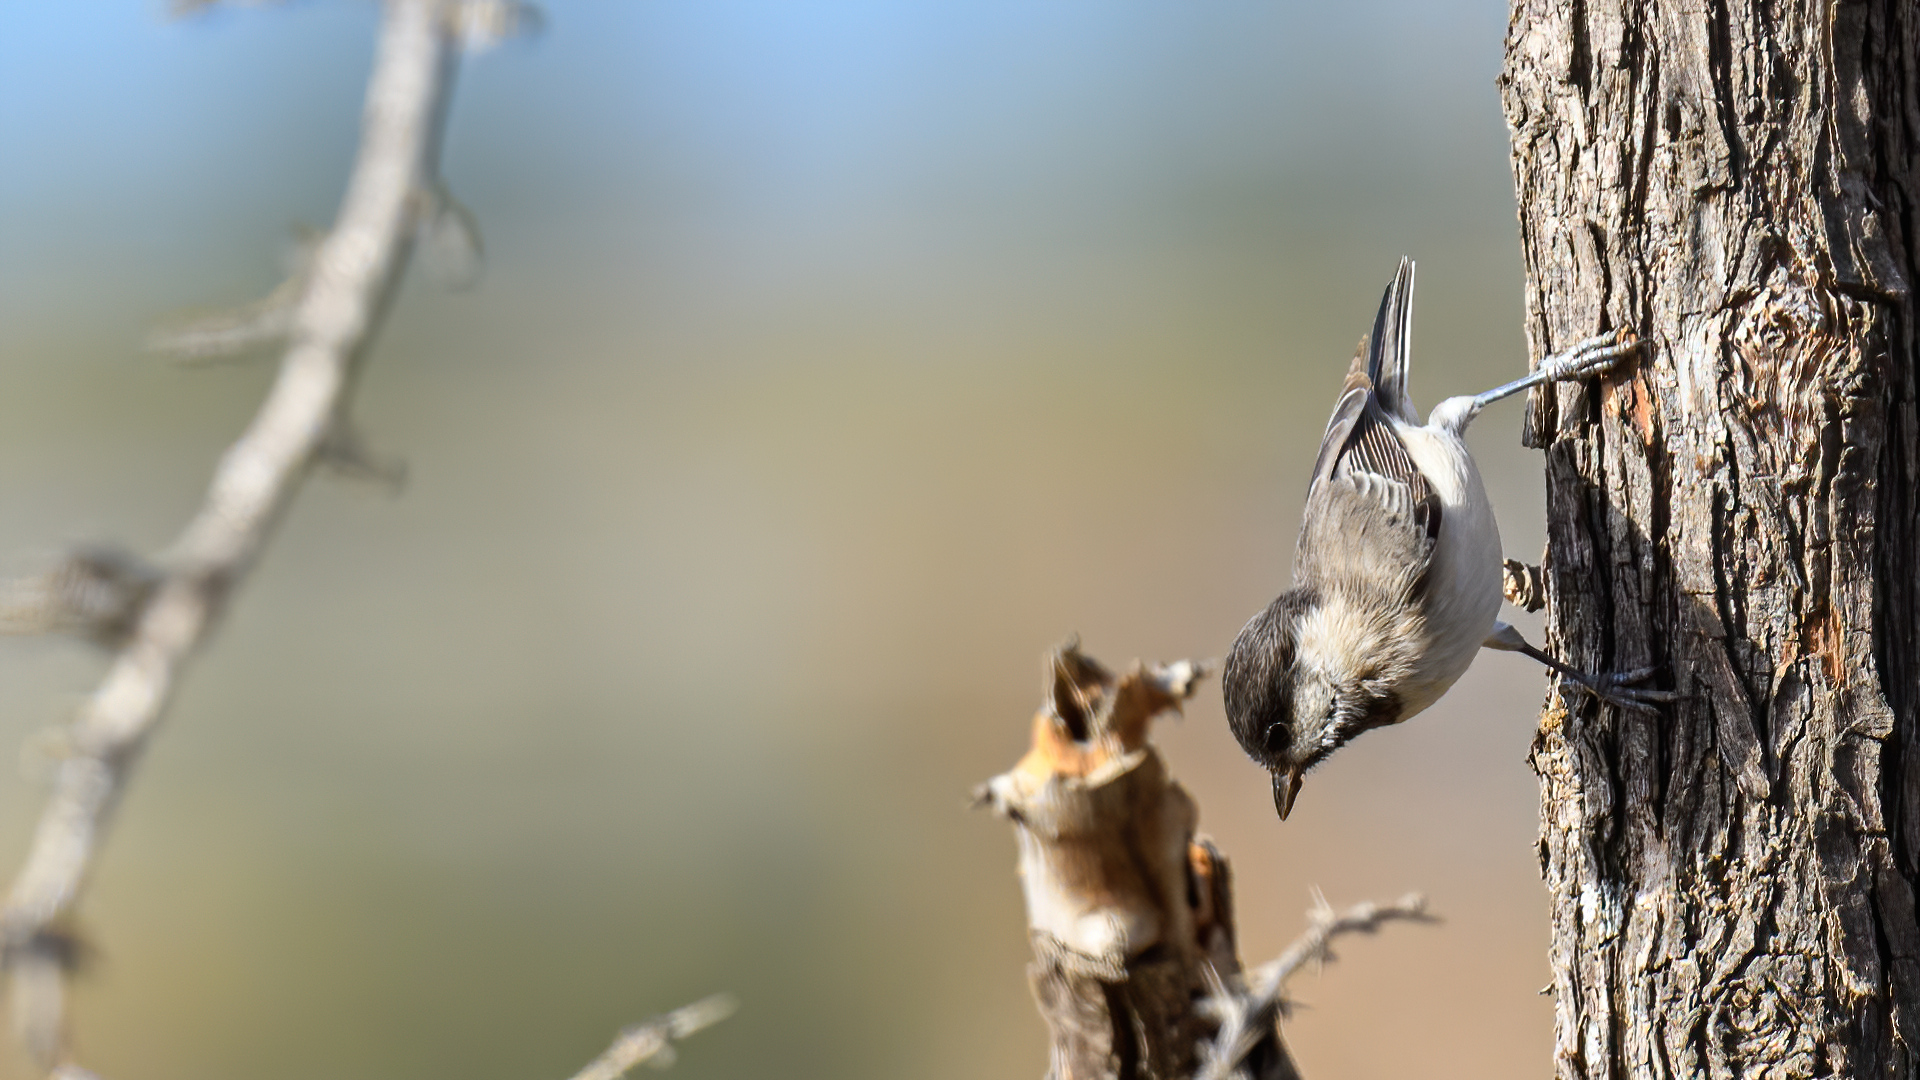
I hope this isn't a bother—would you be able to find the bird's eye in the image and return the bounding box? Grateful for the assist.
[1261,722,1289,754]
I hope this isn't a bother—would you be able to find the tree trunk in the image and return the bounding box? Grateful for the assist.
[1501,2,1920,1077]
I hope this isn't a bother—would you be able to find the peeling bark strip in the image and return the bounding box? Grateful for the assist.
[1501,2,1920,1077]
[978,644,1300,1080]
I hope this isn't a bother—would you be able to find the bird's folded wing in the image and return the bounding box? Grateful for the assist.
[1307,351,1372,497]
[1301,312,1439,600]
[1308,335,1432,506]
[1296,466,1438,600]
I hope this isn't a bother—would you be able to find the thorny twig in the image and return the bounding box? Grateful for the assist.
[564,995,737,1080]
[1196,893,1432,1080]
[145,274,305,361]
[30,998,735,1080]
[1,0,461,1066]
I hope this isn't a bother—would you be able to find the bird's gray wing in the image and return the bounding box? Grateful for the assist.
[1308,325,1432,506]
[1307,347,1372,497]
[1302,313,1440,599]
[1337,405,1433,506]
[1296,463,1439,601]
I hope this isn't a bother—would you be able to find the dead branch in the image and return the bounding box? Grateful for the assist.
[980,641,1300,1080]
[0,548,162,648]
[564,995,737,1080]
[1197,895,1432,1080]
[1,0,460,1067]
[144,267,306,361]
[1251,892,1431,995]
[982,642,1435,1079]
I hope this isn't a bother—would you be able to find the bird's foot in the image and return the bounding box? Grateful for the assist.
[1494,631,1678,712]
[1557,664,1678,712]
[1486,624,1680,712]
[1539,329,1641,382]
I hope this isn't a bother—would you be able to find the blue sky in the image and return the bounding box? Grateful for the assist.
[0,1,1517,312]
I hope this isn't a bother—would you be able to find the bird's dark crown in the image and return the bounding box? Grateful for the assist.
[1223,588,1314,770]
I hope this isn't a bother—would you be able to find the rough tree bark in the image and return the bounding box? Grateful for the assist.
[1501,2,1920,1076]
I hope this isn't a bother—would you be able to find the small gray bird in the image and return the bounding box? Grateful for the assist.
[1223,258,1668,820]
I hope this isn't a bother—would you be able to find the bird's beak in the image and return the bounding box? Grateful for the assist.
[1273,767,1304,820]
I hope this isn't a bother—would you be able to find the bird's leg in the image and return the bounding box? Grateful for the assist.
[1472,329,1642,410]
[1482,621,1676,711]
[1428,330,1642,434]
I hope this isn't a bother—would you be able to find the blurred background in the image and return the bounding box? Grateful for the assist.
[0,2,1558,1078]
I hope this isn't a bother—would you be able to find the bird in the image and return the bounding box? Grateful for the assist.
[1222,257,1670,821]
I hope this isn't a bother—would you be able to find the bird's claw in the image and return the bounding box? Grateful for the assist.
[1561,665,1678,712]
[1540,329,1641,382]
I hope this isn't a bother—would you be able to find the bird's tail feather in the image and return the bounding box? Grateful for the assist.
[1367,258,1417,423]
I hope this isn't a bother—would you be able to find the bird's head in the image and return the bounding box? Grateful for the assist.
[1223,589,1403,820]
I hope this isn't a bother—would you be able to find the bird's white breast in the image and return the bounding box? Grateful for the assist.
[1390,419,1503,718]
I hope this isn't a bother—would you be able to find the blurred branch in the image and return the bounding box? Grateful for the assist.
[147,179,484,364]
[1,0,461,1068]
[317,421,410,491]
[145,270,305,361]
[414,179,485,290]
[443,0,545,52]
[565,995,737,1080]
[173,0,543,49]
[144,229,316,362]
[0,548,161,649]
[1198,894,1433,1080]
[17,995,734,1080]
